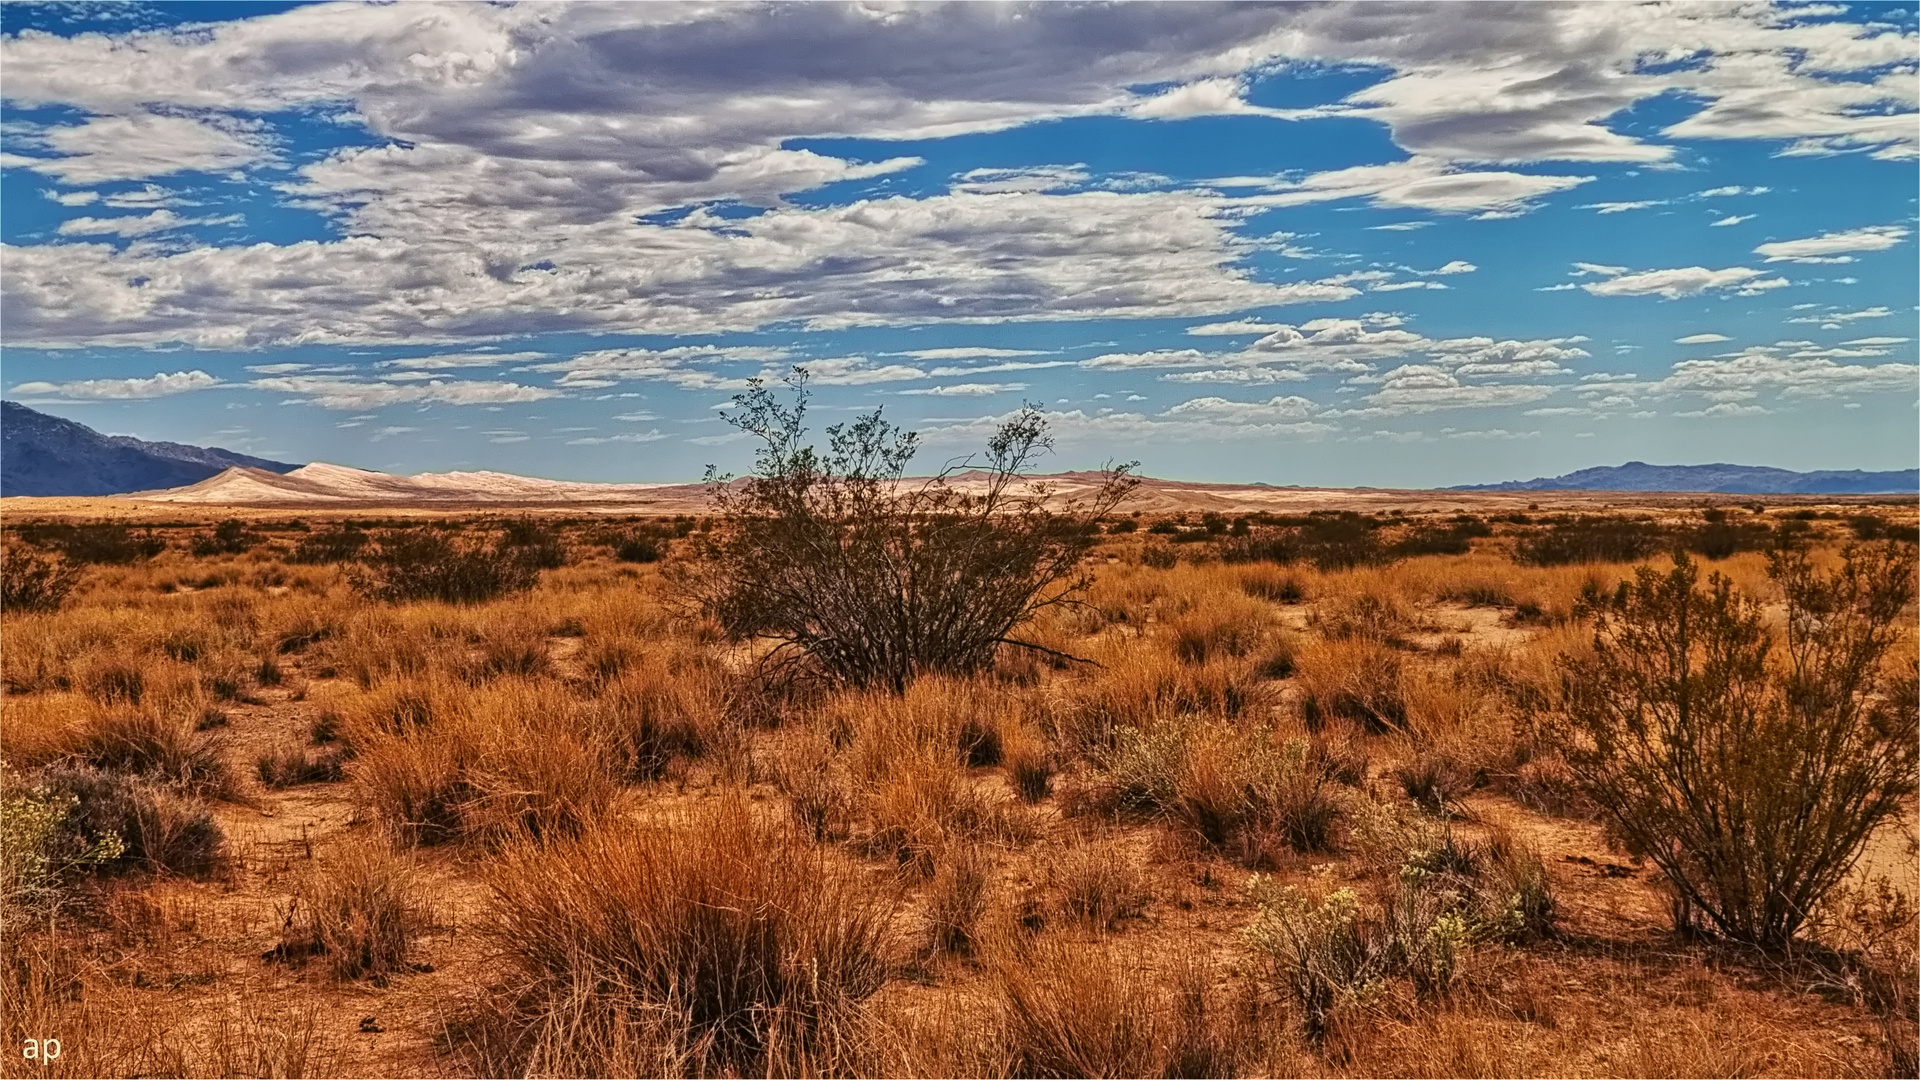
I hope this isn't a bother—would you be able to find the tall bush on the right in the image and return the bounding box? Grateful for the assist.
[1553,545,1917,947]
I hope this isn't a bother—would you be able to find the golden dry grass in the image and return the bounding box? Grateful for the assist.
[1,506,1912,1078]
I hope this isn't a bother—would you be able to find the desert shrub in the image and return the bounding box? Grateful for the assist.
[500,517,568,570]
[1168,595,1273,665]
[351,528,540,604]
[1062,648,1266,753]
[482,800,892,1076]
[18,523,164,565]
[190,519,256,557]
[1,547,83,613]
[1003,723,1056,803]
[613,534,664,563]
[1095,721,1340,861]
[353,684,618,847]
[1514,516,1666,566]
[1140,545,1178,569]
[1387,522,1484,558]
[1312,588,1415,643]
[856,749,1024,873]
[37,764,224,877]
[1686,516,1772,560]
[288,524,368,564]
[1222,513,1385,570]
[0,778,126,912]
[1553,545,1917,946]
[678,369,1135,691]
[274,845,428,980]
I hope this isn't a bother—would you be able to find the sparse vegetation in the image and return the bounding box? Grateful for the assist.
[1,497,1910,1077]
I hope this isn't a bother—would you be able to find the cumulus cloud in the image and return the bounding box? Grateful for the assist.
[1675,333,1731,344]
[6,112,271,185]
[1578,264,1786,299]
[898,347,1048,360]
[0,2,1911,353]
[55,210,213,239]
[1754,225,1910,263]
[10,369,221,399]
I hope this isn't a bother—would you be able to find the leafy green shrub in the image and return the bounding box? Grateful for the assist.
[1554,545,1917,946]
[0,546,82,613]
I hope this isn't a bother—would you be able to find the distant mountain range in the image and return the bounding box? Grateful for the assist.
[1454,461,1919,495]
[6,401,1915,501]
[1,400,299,497]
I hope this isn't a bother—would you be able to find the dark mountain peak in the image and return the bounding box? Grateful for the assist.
[1,400,300,497]
[1453,461,1918,495]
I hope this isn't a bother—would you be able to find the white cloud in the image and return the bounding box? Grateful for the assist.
[380,351,546,371]
[1674,402,1769,418]
[1579,265,1784,300]
[1372,280,1448,292]
[566,430,668,444]
[55,209,239,239]
[1428,260,1476,275]
[1675,333,1731,344]
[1162,394,1318,422]
[6,112,271,185]
[1788,306,1892,325]
[1709,214,1754,227]
[1754,225,1910,263]
[248,375,561,410]
[1580,201,1663,214]
[10,368,221,400]
[926,360,1074,376]
[898,347,1047,361]
[1242,156,1593,215]
[897,382,1024,396]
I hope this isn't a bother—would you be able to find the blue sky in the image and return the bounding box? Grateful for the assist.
[2,1,1915,487]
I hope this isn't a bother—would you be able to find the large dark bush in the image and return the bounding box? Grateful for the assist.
[678,369,1136,692]
[1553,545,1917,946]
[39,764,226,877]
[289,524,370,564]
[18,523,165,565]
[1515,516,1667,566]
[350,528,540,604]
[0,546,82,613]
[190,519,257,557]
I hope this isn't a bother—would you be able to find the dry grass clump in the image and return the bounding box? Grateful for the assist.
[990,937,1250,1078]
[254,742,345,788]
[856,748,1029,873]
[1061,646,1267,753]
[351,678,619,846]
[580,642,734,781]
[1166,591,1277,665]
[1296,637,1408,734]
[1053,836,1152,929]
[1092,718,1341,863]
[926,841,994,955]
[479,799,894,1077]
[273,845,430,981]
